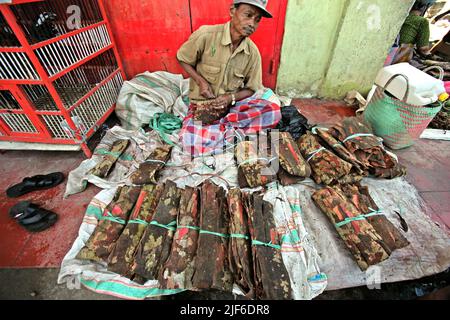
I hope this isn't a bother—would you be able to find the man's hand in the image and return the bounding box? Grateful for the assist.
[198,78,216,99]
[211,94,232,109]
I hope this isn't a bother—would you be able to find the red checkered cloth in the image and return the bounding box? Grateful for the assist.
[179,97,281,157]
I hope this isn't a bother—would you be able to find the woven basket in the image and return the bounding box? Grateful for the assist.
[364,74,442,149]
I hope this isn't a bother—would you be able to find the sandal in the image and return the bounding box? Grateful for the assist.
[9,201,58,232]
[6,172,64,198]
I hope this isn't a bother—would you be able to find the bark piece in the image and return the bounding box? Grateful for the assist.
[328,117,406,179]
[339,183,410,251]
[130,145,172,185]
[297,132,356,185]
[192,101,229,125]
[315,128,366,176]
[191,180,234,292]
[107,184,164,278]
[89,139,129,178]
[131,180,181,281]
[276,131,311,178]
[227,188,255,299]
[312,185,392,270]
[159,186,200,289]
[235,140,277,188]
[77,185,142,262]
[244,191,292,300]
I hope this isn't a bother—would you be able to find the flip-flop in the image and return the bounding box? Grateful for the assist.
[6,172,64,198]
[9,201,58,232]
[19,212,58,233]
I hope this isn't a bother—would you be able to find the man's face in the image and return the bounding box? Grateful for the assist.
[230,4,262,38]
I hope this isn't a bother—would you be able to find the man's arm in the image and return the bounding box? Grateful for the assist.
[210,89,254,109]
[178,60,216,99]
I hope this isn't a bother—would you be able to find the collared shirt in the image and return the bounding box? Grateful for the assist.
[177,21,263,103]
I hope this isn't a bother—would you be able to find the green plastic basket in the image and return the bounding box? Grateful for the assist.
[364,74,442,149]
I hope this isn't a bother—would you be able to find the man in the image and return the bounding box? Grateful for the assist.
[177,0,281,157]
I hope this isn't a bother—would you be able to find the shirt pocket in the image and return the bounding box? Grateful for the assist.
[199,63,221,84]
[228,70,245,91]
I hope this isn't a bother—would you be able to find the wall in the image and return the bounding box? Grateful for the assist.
[277,0,415,99]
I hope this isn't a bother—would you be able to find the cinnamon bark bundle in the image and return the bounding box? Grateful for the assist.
[312,184,408,270]
[297,132,357,185]
[339,183,409,251]
[132,180,181,281]
[191,180,233,292]
[107,184,164,278]
[89,139,129,178]
[315,128,366,176]
[236,140,277,188]
[159,186,200,289]
[244,191,292,300]
[275,132,311,186]
[227,188,255,298]
[130,145,172,185]
[77,185,141,262]
[328,117,406,179]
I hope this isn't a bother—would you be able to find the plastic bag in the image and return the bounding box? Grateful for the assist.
[276,105,310,140]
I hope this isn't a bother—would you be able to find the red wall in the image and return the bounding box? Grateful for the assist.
[104,0,287,89]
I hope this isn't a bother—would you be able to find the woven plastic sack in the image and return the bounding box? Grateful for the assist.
[364,74,442,149]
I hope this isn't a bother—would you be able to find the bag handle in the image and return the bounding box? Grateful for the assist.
[381,73,410,102]
[422,66,444,81]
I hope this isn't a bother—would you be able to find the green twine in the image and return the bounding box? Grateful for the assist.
[149,220,177,231]
[128,219,149,226]
[335,209,384,228]
[342,133,376,143]
[100,212,127,225]
[199,230,230,238]
[149,113,182,146]
[251,240,281,250]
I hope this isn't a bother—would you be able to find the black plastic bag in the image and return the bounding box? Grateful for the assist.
[276,105,311,140]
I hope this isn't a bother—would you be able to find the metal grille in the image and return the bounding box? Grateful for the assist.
[0,90,21,110]
[21,85,58,111]
[0,113,37,133]
[41,114,74,139]
[0,51,39,80]
[11,0,103,45]
[35,23,111,77]
[53,49,118,108]
[0,11,20,47]
[71,72,123,134]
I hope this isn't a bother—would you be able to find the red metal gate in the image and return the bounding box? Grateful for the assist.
[103,0,287,88]
[0,0,125,157]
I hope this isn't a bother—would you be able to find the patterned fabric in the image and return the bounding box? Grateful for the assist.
[180,96,281,157]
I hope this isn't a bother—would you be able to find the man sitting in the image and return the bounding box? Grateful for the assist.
[177,0,281,157]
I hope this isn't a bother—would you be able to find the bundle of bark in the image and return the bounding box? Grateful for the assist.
[312,182,409,270]
[78,177,294,299]
[89,139,130,178]
[275,132,311,186]
[130,144,172,185]
[321,117,407,179]
[297,132,360,185]
[76,185,142,262]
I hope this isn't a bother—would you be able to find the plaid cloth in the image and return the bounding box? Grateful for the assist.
[179,96,281,157]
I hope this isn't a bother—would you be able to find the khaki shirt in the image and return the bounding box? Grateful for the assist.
[177,22,263,103]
